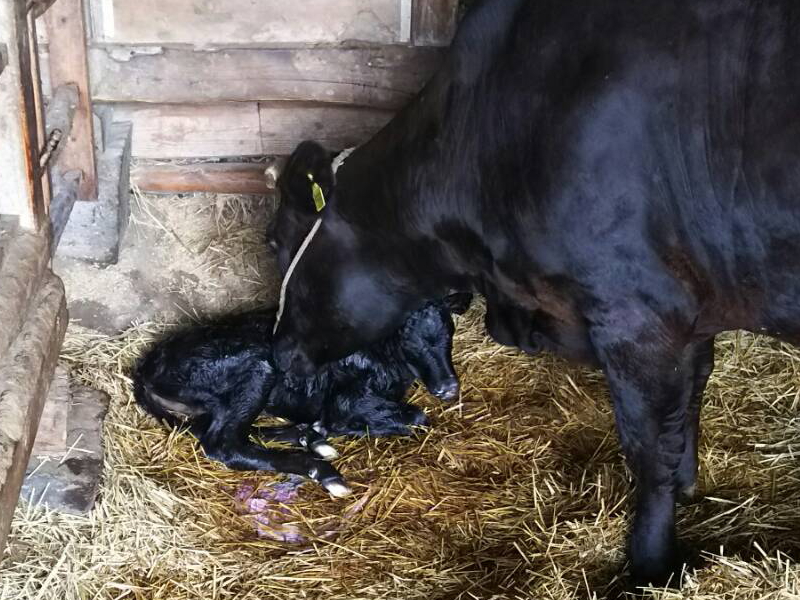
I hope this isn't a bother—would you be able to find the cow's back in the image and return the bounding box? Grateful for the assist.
[419,0,800,337]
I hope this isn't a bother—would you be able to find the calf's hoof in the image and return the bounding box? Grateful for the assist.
[403,406,429,428]
[308,461,351,498]
[321,478,351,498]
[310,439,339,460]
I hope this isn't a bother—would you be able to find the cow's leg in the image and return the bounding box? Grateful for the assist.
[675,338,715,503]
[252,423,339,459]
[592,328,702,587]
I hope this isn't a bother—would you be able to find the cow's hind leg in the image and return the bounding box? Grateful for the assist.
[252,423,339,459]
[675,338,714,503]
[592,325,704,588]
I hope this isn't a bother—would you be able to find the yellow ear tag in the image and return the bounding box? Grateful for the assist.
[307,172,326,212]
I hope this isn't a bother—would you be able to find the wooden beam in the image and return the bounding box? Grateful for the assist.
[0,0,47,229]
[29,366,69,457]
[115,102,392,159]
[27,0,61,19]
[412,0,459,46]
[49,169,80,250]
[27,12,51,209]
[114,103,263,159]
[44,0,97,201]
[258,103,392,156]
[89,46,443,111]
[0,229,50,357]
[132,162,274,195]
[0,273,68,554]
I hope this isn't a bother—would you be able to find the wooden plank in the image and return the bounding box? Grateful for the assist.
[116,102,392,159]
[0,273,68,554]
[44,0,98,201]
[89,46,443,110]
[132,162,273,195]
[412,0,458,46]
[258,103,392,155]
[0,228,50,357]
[93,0,404,45]
[29,366,70,457]
[28,0,61,19]
[49,169,80,250]
[115,103,262,159]
[27,12,51,209]
[0,0,47,229]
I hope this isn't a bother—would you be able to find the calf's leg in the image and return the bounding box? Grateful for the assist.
[252,423,339,459]
[200,427,350,497]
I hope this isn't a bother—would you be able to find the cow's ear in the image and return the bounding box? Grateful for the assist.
[279,140,335,214]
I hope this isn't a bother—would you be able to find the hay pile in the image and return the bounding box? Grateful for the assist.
[2,304,800,599]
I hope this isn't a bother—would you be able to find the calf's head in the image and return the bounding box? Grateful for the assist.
[397,300,462,401]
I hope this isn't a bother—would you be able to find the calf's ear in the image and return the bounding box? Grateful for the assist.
[278,140,335,214]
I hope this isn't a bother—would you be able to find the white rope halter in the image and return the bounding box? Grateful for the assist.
[273,147,355,334]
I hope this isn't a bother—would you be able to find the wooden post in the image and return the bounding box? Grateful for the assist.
[412,0,458,46]
[0,0,47,230]
[44,0,97,201]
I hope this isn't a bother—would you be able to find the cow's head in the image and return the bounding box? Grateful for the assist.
[270,141,421,373]
[267,141,337,275]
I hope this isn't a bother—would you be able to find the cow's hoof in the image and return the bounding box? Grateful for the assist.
[308,461,349,497]
[677,483,698,504]
[628,544,697,591]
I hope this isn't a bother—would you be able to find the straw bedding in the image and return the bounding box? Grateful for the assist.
[2,190,800,599]
[2,309,800,599]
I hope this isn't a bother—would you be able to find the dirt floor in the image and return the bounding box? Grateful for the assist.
[2,189,800,599]
[54,185,280,333]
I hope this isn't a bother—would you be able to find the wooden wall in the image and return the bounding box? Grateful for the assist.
[38,0,458,160]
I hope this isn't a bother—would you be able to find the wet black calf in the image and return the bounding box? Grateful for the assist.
[132,299,463,497]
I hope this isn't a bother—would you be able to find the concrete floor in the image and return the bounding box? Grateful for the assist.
[54,190,281,333]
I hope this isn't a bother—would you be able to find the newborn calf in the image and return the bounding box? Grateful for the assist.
[133,299,463,497]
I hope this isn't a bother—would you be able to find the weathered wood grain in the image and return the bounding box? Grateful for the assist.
[89,46,442,110]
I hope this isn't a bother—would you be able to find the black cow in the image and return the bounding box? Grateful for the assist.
[271,0,800,586]
[133,300,462,497]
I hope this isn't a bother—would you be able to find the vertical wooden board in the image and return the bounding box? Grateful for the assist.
[412,0,458,46]
[116,103,263,158]
[0,0,46,229]
[94,0,404,45]
[258,103,393,155]
[44,0,98,201]
[0,274,67,555]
